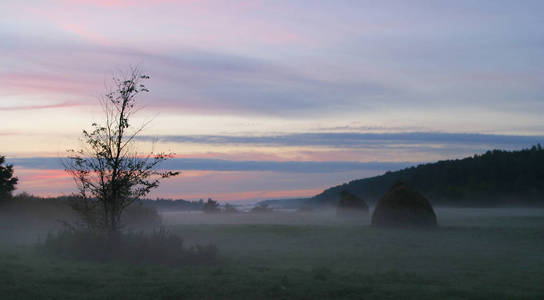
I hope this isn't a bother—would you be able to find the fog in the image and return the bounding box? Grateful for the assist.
[161,206,544,225]
[2,198,544,298]
[3,203,544,245]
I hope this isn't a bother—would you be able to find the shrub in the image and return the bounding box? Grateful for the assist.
[202,198,220,213]
[40,227,218,265]
[65,195,163,231]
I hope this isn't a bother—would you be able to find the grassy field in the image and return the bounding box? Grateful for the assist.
[1,208,544,299]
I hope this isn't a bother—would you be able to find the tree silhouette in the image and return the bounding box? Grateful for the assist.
[314,145,544,206]
[203,198,220,213]
[0,156,18,199]
[64,68,179,234]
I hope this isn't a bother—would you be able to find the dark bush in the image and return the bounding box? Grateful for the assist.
[203,198,220,213]
[1,193,161,229]
[40,227,218,265]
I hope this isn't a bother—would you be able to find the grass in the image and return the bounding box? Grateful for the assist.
[1,208,544,299]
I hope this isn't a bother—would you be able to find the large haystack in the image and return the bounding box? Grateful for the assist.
[371,182,437,227]
[336,190,369,216]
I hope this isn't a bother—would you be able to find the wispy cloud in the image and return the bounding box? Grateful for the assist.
[63,0,199,8]
[0,102,79,111]
[139,132,544,148]
[11,157,414,173]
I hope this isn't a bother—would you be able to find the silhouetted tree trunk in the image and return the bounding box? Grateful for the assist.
[64,67,179,235]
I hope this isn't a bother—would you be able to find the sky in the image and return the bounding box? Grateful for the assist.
[1,0,543,202]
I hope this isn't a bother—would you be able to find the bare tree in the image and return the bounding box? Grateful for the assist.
[65,68,179,234]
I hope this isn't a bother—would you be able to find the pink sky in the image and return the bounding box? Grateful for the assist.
[2,0,543,202]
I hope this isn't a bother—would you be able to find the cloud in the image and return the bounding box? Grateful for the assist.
[139,132,544,148]
[0,30,399,117]
[13,168,374,201]
[0,102,79,111]
[11,157,414,173]
[63,0,198,8]
[0,131,17,136]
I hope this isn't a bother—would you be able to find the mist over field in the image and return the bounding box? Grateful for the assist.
[2,198,544,299]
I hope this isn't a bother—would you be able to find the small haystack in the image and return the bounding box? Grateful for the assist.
[336,190,369,216]
[371,182,437,227]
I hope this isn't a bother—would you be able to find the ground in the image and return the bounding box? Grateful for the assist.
[1,208,544,299]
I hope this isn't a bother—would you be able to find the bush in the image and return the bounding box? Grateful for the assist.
[40,227,218,265]
[1,193,161,230]
[202,198,220,213]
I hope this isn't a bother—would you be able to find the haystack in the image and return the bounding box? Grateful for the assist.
[371,182,437,227]
[336,190,369,216]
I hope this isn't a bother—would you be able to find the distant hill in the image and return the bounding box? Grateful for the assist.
[309,145,544,207]
[257,198,309,209]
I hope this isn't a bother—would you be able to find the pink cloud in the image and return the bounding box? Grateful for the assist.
[0,71,99,100]
[147,170,365,202]
[59,22,112,46]
[13,168,345,202]
[0,131,18,136]
[63,0,199,8]
[23,6,114,47]
[0,102,79,111]
[14,169,74,197]
[173,151,288,162]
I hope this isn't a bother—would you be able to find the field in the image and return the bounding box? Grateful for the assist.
[1,208,544,299]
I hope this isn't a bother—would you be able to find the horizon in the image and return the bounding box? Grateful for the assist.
[2,1,544,202]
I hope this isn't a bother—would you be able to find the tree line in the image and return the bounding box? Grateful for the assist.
[312,145,544,206]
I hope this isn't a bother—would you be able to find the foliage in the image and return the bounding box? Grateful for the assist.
[0,193,161,230]
[202,198,220,213]
[314,145,544,206]
[0,156,18,199]
[64,68,179,233]
[40,227,218,265]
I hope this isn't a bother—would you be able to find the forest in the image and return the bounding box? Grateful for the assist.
[308,145,544,207]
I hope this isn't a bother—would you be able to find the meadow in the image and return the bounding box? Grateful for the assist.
[1,208,544,299]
